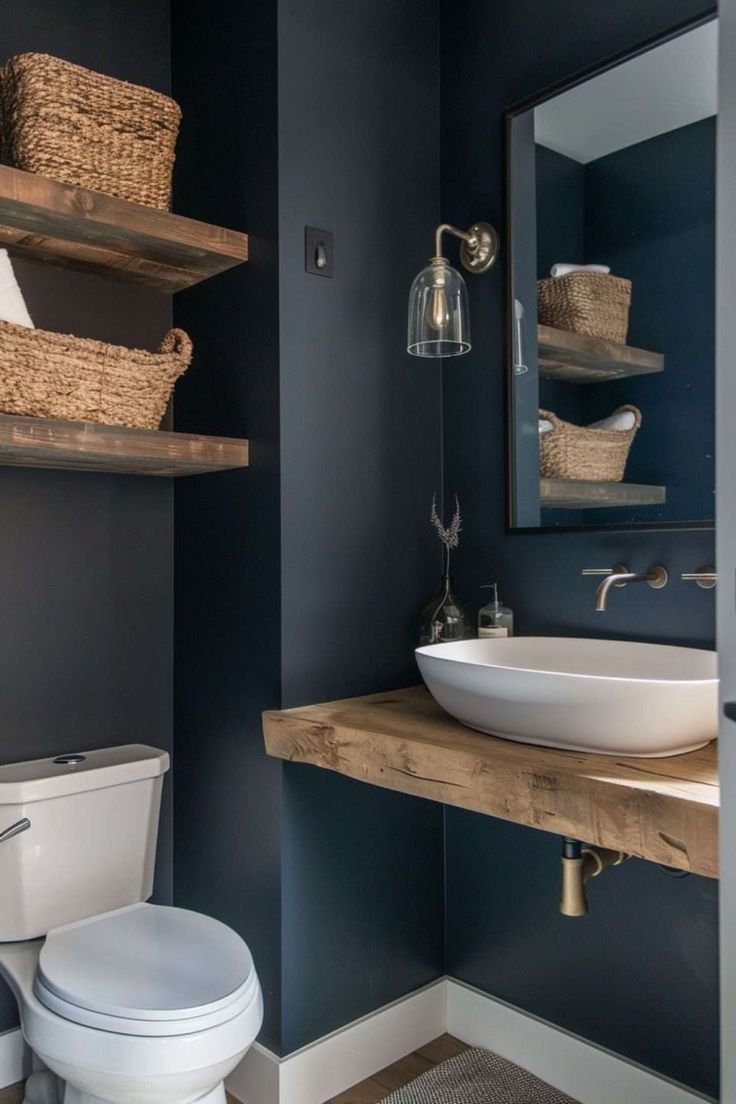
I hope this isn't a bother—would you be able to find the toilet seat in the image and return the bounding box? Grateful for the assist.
[34,902,258,1037]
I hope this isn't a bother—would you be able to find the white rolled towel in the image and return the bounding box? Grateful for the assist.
[589,409,637,432]
[550,263,611,278]
[0,250,34,328]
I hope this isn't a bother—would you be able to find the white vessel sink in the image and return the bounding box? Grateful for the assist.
[415,637,718,757]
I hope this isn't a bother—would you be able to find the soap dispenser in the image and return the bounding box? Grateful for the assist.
[478,583,514,638]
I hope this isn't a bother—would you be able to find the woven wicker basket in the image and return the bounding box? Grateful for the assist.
[539,405,641,483]
[0,322,192,429]
[1,53,181,210]
[537,272,632,344]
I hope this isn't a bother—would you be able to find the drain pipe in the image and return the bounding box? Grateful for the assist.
[560,837,629,916]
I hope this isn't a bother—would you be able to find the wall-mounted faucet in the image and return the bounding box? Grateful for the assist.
[582,563,668,611]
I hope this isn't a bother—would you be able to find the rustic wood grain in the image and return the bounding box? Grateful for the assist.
[263,686,718,877]
[537,324,664,383]
[0,412,249,477]
[327,1035,468,1104]
[540,478,666,509]
[0,164,248,291]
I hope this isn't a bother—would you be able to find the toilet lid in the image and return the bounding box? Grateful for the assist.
[37,903,255,1022]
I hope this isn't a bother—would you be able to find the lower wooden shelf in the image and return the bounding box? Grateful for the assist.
[263,685,718,876]
[0,413,249,476]
[541,478,666,509]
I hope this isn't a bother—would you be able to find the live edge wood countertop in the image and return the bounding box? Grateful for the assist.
[263,686,718,877]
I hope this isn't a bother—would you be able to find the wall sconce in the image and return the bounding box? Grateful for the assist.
[407,221,499,358]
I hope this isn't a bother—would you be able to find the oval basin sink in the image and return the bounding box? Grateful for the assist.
[415,637,718,757]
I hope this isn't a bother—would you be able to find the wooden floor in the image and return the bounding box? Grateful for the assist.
[327,1035,468,1104]
[0,1084,23,1104]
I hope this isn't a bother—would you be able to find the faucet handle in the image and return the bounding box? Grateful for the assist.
[681,565,717,589]
[582,563,629,587]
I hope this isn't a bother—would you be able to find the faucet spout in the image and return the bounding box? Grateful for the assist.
[595,571,647,611]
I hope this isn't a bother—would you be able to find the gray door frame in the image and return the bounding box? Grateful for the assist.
[718,2,736,1098]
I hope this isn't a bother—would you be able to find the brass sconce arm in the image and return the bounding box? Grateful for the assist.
[433,221,499,274]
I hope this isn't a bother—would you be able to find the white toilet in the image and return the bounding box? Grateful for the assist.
[0,745,263,1104]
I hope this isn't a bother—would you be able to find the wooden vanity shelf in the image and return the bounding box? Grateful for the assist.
[0,413,249,476]
[538,325,664,383]
[0,164,247,292]
[263,686,718,877]
[541,478,666,509]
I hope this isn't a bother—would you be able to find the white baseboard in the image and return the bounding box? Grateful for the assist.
[446,979,714,1104]
[228,977,713,1104]
[0,1027,29,1088]
[227,980,446,1104]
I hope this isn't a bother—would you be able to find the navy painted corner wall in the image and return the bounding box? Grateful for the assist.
[440,0,718,1095]
[0,0,173,1036]
[277,0,445,1053]
[171,0,283,1052]
[172,0,444,1055]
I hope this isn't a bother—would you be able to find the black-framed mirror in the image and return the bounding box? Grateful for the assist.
[507,15,716,532]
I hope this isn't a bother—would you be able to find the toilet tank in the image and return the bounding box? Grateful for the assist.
[0,745,169,941]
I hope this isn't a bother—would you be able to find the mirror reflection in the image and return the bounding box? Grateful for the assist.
[508,19,716,529]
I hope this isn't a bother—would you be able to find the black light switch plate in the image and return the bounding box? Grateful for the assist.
[305,227,334,277]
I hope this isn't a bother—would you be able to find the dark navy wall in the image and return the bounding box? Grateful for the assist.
[277,0,445,1053]
[172,0,283,1052]
[172,0,444,1055]
[535,145,585,280]
[440,1,718,1095]
[0,0,173,1034]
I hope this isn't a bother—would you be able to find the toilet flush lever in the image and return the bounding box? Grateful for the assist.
[0,817,30,844]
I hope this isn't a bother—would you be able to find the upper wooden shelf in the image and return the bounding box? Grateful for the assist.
[538,325,664,383]
[263,686,718,877]
[0,413,248,477]
[541,478,666,509]
[0,165,248,292]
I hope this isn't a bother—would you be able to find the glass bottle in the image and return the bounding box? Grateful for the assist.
[419,574,473,645]
[478,583,514,638]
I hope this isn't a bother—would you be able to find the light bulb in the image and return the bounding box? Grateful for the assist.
[430,286,450,331]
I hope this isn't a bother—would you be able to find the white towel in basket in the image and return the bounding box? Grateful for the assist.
[550,263,611,278]
[0,250,34,328]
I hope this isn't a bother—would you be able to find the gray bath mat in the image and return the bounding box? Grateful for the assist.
[380,1048,579,1104]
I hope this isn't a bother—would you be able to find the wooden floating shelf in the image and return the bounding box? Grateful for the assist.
[538,325,664,383]
[0,164,248,292]
[0,413,248,477]
[541,478,666,509]
[263,686,718,877]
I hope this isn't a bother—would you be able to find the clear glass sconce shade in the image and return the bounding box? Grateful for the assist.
[407,258,471,357]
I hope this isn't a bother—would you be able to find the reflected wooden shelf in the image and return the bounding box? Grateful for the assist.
[538,325,664,383]
[541,478,665,509]
[0,413,249,477]
[0,164,247,291]
[263,686,718,877]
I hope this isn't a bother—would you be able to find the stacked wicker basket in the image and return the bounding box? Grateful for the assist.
[539,407,641,484]
[0,53,191,430]
[537,271,640,483]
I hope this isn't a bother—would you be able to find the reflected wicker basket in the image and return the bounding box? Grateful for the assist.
[539,405,641,483]
[537,272,632,344]
[0,322,192,429]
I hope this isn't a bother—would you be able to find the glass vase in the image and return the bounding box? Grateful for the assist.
[419,573,473,646]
